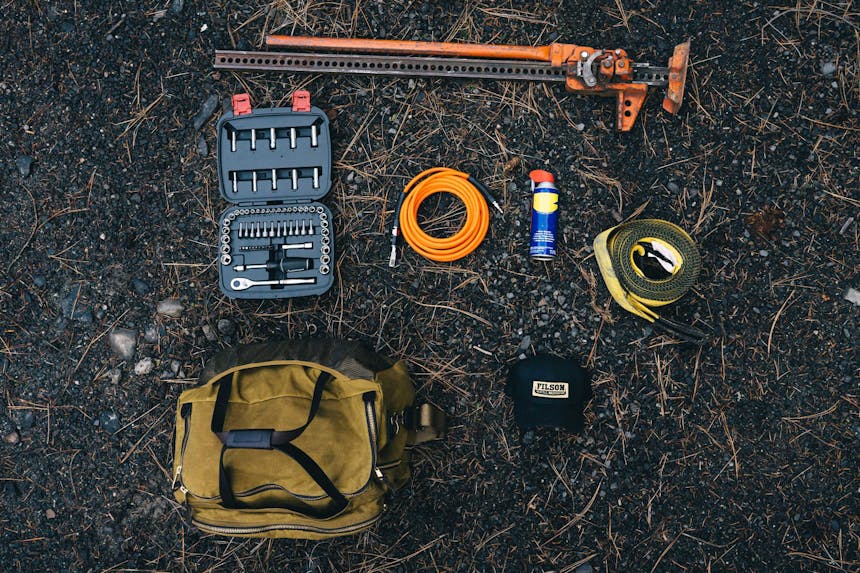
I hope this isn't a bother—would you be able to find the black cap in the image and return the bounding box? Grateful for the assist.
[506,354,592,433]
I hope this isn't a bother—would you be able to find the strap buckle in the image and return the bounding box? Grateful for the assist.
[405,404,447,444]
[225,429,274,449]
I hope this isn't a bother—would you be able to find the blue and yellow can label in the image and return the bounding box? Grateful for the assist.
[530,182,558,260]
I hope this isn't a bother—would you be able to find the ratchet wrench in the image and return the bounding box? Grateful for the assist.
[230,277,316,291]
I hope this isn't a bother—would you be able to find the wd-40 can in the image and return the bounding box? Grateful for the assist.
[529,170,558,260]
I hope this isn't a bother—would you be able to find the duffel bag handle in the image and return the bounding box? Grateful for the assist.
[209,368,350,518]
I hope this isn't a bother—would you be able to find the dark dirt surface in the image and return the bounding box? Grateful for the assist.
[1,1,858,572]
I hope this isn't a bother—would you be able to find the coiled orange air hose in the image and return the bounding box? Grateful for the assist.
[389,168,502,266]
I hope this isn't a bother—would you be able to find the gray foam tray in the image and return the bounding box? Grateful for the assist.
[215,104,334,299]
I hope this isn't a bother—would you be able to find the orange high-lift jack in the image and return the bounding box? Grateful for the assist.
[215,36,690,131]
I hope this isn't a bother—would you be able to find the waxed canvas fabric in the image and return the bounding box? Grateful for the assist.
[172,339,416,539]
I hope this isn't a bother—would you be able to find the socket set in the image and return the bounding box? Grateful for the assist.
[216,93,334,299]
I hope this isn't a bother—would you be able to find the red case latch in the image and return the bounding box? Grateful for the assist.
[231,93,252,116]
[291,91,311,112]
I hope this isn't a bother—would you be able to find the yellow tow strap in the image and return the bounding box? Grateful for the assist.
[593,219,707,343]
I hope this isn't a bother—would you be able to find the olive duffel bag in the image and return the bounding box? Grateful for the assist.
[171,338,446,539]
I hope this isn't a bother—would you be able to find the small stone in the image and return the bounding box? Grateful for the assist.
[820,61,837,76]
[107,367,122,384]
[574,123,585,131]
[169,0,184,14]
[216,319,236,336]
[100,411,121,434]
[202,324,217,342]
[170,360,181,375]
[521,429,535,445]
[108,328,137,360]
[192,94,220,130]
[844,288,860,307]
[3,430,20,444]
[759,250,769,257]
[143,324,160,344]
[134,357,154,375]
[573,564,594,573]
[131,278,151,296]
[16,155,33,177]
[15,410,35,430]
[518,335,532,351]
[46,508,57,519]
[156,298,184,317]
[5,481,20,503]
[60,285,90,320]
[196,135,208,157]
[33,275,46,288]
[667,181,680,193]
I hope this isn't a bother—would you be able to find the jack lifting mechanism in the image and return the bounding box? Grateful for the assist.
[214,36,690,131]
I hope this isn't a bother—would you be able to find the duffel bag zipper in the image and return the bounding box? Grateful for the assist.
[364,393,392,490]
[172,404,192,494]
[192,511,383,536]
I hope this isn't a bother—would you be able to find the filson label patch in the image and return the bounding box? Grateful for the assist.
[531,381,569,398]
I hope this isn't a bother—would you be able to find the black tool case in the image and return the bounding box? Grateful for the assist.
[215,95,333,299]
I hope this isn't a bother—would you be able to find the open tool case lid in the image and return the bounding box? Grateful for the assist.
[215,93,332,203]
[215,93,334,300]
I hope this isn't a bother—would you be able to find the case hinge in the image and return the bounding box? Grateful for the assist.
[231,93,252,116]
[291,90,311,112]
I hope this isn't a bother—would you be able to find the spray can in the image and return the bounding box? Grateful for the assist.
[529,170,558,260]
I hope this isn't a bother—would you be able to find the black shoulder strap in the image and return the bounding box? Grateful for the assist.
[211,370,333,445]
[218,443,349,517]
[210,368,348,516]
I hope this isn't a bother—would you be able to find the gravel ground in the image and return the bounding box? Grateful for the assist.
[1,1,858,571]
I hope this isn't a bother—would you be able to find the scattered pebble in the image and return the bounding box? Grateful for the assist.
[134,357,154,375]
[192,94,220,130]
[132,278,151,296]
[108,328,137,360]
[844,288,860,307]
[33,275,46,288]
[15,410,35,430]
[574,123,585,131]
[216,319,236,336]
[60,285,93,322]
[107,367,122,384]
[3,430,20,444]
[202,324,218,342]
[574,563,594,573]
[5,481,20,503]
[169,0,184,14]
[521,429,535,445]
[46,508,57,519]
[759,250,769,257]
[143,324,161,344]
[16,154,33,177]
[820,61,837,76]
[100,411,121,434]
[196,135,208,157]
[667,181,680,194]
[518,335,532,351]
[156,298,184,317]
